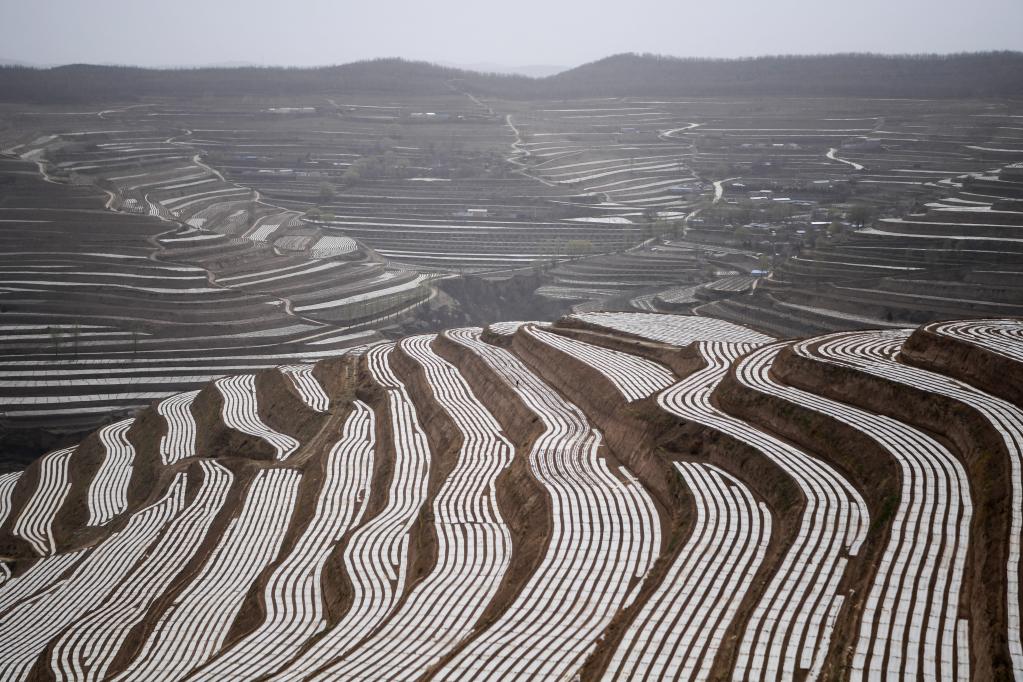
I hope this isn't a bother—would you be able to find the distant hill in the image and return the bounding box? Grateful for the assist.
[0,59,530,104]
[543,51,1023,98]
[1,52,1022,103]
[0,57,38,67]
[441,61,571,78]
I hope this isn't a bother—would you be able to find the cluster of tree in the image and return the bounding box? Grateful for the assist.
[342,153,413,184]
[541,51,1023,99]
[2,52,1022,104]
[0,58,529,104]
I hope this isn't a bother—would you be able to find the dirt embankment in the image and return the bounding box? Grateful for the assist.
[550,321,705,377]
[715,348,902,680]
[22,458,248,681]
[189,382,277,462]
[554,316,717,375]
[384,341,463,607]
[219,375,358,652]
[255,368,330,448]
[902,326,1023,406]
[48,431,114,553]
[508,327,682,510]
[312,354,359,408]
[5,401,223,570]
[302,355,392,635]
[424,332,551,677]
[0,433,116,563]
[311,372,373,635]
[0,454,44,561]
[90,459,267,681]
[61,359,358,671]
[124,403,171,510]
[228,354,399,669]
[515,328,804,680]
[6,355,365,677]
[776,344,1014,680]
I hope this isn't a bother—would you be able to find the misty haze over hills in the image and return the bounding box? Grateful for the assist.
[5,0,1023,679]
[0,56,570,76]
[439,62,571,78]
[2,52,1023,103]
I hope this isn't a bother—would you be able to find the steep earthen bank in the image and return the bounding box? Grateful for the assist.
[190,382,277,462]
[385,341,464,608]
[24,458,254,682]
[425,332,553,676]
[78,460,266,681]
[902,325,1023,406]
[552,318,706,377]
[777,343,1014,680]
[216,429,352,659]
[715,349,902,680]
[527,328,805,679]
[316,367,383,631]
[254,368,330,447]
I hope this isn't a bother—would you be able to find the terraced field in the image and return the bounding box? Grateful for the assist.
[6,95,1023,332]
[709,162,1023,337]
[2,312,1022,680]
[0,155,382,457]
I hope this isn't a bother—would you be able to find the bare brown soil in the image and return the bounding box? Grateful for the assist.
[99,460,263,680]
[0,457,43,561]
[781,343,1014,680]
[715,347,902,680]
[551,319,706,377]
[124,402,171,510]
[423,332,552,678]
[216,400,354,660]
[48,432,110,553]
[386,342,462,607]
[25,458,253,682]
[320,361,391,628]
[255,368,329,446]
[312,354,359,408]
[902,325,1023,406]
[524,328,804,680]
[5,316,1023,680]
[190,381,278,462]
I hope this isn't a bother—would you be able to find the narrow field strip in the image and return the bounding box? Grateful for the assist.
[0,472,190,680]
[279,364,330,412]
[113,467,301,680]
[158,390,199,465]
[572,312,774,345]
[435,327,659,681]
[526,325,674,402]
[87,418,136,526]
[0,471,22,527]
[931,318,1023,363]
[310,334,513,680]
[663,341,866,681]
[267,348,429,679]
[215,374,300,459]
[741,343,970,681]
[606,460,771,681]
[0,550,88,617]
[48,460,235,682]
[804,330,1000,678]
[12,446,76,556]
[190,402,374,679]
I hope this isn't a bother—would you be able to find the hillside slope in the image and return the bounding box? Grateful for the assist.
[0,313,1022,680]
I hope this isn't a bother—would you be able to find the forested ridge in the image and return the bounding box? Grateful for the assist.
[2,52,1022,103]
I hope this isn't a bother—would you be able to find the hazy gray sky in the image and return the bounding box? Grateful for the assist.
[2,0,1021,69]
